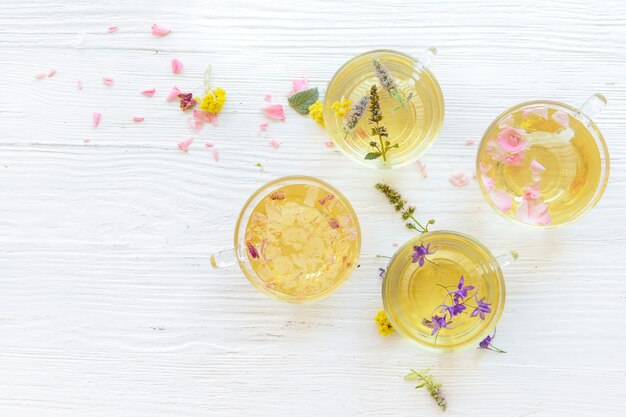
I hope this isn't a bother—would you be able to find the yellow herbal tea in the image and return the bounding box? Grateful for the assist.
[324,49,444,169]
[244,183,359,302]
[382,231,505,351]
[476,101,609,226]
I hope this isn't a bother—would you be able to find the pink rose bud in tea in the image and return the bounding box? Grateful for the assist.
[497,127,527,153]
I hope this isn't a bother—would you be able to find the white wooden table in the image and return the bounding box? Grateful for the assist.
[1,1,625,415]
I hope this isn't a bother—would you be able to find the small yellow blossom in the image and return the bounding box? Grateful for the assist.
[199,87,227,114]
[374,309,394,336]
[331,98,352,118]
[308,100,324,127]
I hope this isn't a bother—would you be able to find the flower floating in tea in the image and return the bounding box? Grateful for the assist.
[342,95,369,139]
[404,369,447,412]
[412,243,435,266]
[372,58,405,107]
[471,295,492,320]
[331,98,351,117]
[364,85,399,161]
[375,183,435,233]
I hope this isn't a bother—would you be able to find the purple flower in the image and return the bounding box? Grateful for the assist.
[451,275,475,302]
[427,315,449,336]
[471,296,492,320]
[441,299,466,317]
[412,243,435,266]
[479,335,492,349]
[478,330,506,352]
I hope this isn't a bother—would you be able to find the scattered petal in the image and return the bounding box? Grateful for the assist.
[416,160,428,178]
[166,86,181,102]
[268,139,281,149]
[465,138,475,146]
[141,88,156,96]
[177,137,193,153]
[286,78,309,96]
[151,23,170,37]
[47,69,56,77]
[262,103,286,121]
[171,58,183,74]
[482,175,496,192]
[107,25,119,33]
[193,109,218,125]
[77,80,83,90]
[517,200,552,225]
[489,189,513,213]
[324,141,334,148]
[392,242,399,247]
[102,76,114,86]
[178,93,196,111]
[552,110,569,128]
[188,117,204,132]
[264,94,272,102]
[83,138,90,144]
[449,170,470,187]
[212,148,219,161]
[259,121,269,131]
[530,159,546,182]
[132,116,144,122]
[92,112,102,128]
[205,142,214,148]
[479,162,492,174]
[523,182,541,201]
[35,72,46,79]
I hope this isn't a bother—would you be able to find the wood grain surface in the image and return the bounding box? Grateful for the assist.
[1,0,625,416]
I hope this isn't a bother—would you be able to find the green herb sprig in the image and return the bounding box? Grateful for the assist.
[365,85,398,161]
[404,369,447,412]
[375,183,434,233]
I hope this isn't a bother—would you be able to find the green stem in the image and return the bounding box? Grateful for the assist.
[374,121,387,162]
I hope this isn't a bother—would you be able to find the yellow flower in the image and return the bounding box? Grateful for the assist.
[331,98,352,117]
[308,100,324,127]
[374,309,394,336]
[199,87,226,114]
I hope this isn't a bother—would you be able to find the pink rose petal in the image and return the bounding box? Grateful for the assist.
[83,138,90,144]
[497,127,527,152]
[551,110,569,128]
[193,109,218,125]
[171,59,183,74]
[264,94,272,102]
[517,200,551,225]
[132,116,144,122]
[166,86,181,102]
[262,103,286,121]
[259,121,269,131]
[92,112,102,128]
[324,141,334,148]
[141,88,156,96]
[465,138,475,146]
[503,152,524,166]
[449,170,470,187]
[35,72,46,79]
[47,69,56,77]
[102,76,114,86]
[107,25,119,33]
[523,182,541,201]
[287,79,309,96]
[523,107,548,119]
[205,142,214,148]
[416,160,428,178]
[479,162,492,174]
[151,23,170,37]
[188,117,204,132]
[392,242,399,247]
[177,137,193,153]
[212,148,219,161]
[269,139,281,149]
[482,175,496,192]
[489,189,513,213]
[77,80,83,90]
[530,159,546,182]
[498,114,515,129]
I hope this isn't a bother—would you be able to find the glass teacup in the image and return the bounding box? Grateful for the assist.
[210,176,361,303]
[382,230,515,352]
[324,48,444,169]
[476,94,610,227]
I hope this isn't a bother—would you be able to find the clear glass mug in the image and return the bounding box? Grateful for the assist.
[210,176,361,303]
[476,94,610,227]
[323,48,444,169]
[382,230,516,352]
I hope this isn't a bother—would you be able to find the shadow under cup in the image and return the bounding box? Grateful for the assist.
[229,176,361,303]
[382,231,506,352]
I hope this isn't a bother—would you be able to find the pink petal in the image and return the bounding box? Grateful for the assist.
[324,141,334,148]
[489,189,513,213]
[188,117,204,132]
[47,69,56,77]
[193,109,218,125]
[269,139,281,149]
[166,86,181,102]
[35,72,46,79]
[530,159,546,182]
[287,79,309,96]
[151,23,171,37]
[259,121,269,131]
[92,112,102,128]
[498,114,515,128]
[551,110,569,128]
[482,175,496,192]
[77,80,83,90]
[102,76,114,86]
[523,107,548,119]
[264,94,272,102]
[416,160,428,178]
[132,116,144,122]
[465,138,475,146]
[392,242,399,247]
[83,138,90,144]
[517,200,552,225]
[479,162,492,174]
[523,182,541,201]
[205,142,214,148]
[262,103,285,121]
[171,59,183,74]
[212,148,219,161]
[107,25,119,33]
[449,170,470,187]
[141,88,156,96]
[177,137,193,153]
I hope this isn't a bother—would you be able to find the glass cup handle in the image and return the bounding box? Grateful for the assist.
[578,94,607,127]
[416,47,437,70]
[210,248,238,269]
[495,250,519,269]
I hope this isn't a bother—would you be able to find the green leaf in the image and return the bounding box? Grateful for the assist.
[288,88,319,114]
[390,143,399,149]
[365,152,382,160]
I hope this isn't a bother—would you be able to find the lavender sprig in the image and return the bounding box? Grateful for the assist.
[372,58,405,107]
[343,95,369,138]
[375,183,434,233]
[405,369,447,412]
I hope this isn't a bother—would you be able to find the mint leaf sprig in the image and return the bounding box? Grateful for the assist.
[375,183,434,233]
[405,369,447,412]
